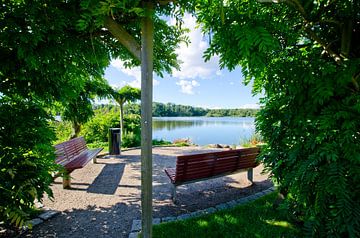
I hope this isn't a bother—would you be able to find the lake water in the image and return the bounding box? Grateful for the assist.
[152,117,255,146]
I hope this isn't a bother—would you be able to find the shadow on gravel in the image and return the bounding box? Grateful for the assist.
[21,202,141,238]
[87,163,125,195]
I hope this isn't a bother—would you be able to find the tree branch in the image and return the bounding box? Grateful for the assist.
[351,71,360,92]
[157,0,176,5]
[304,27,342,63]
[341,18,352,58]
[287,0,307,19]
[104,16,141,61]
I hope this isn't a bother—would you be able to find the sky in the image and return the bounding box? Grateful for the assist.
[104,15,260,109]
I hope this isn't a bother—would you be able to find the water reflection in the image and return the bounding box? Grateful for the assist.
[152,117,255,145]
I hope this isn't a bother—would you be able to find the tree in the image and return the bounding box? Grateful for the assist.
[112,85,141,139]
[1,0,192,231]
[61,77,113,139]
[0,0,112,227]
[196,0,360,236]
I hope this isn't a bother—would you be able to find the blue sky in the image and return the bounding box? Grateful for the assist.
[104,15,260,109]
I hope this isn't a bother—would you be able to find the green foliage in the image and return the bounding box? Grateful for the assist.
[0,0,111,228]
[206,108,258,117]
[153,102,258,117]
[0,97,58,227]
[0,0,194,229]
[153,102,208,117]
[49,120,73,144]
[152,192,300,238]
[121,114,141,148]
[152,139,172,146]
[80,108,141,148]
[122,132,141,148]
[112,85,141,141]
[197,0,360,236]
[77,0,193,76]
[61,77,113,139]
[240,133,264,148]
[81,108,119,143]
[112,85,141,105]
[87,141,108,153]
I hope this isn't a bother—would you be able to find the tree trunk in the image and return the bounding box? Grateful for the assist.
[120,102,124,139]
[140,2,154,237]
[70,122,81,139]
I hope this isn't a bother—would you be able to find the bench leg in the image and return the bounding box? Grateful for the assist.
[171,184,177,203]
[92,157,97,164]
[247,168,254,184]
[63,172,71,189]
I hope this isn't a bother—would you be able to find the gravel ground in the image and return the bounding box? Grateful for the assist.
[22,146,272,238]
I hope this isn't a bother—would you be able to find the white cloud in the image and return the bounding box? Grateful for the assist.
[176,80,200,95]
[110,59,159,88]
[171,14,220,80]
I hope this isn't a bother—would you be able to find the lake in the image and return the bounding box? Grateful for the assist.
[152,117,255,146]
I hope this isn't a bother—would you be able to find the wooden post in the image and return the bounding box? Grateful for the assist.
[63,172,71,189]
[141,2,154,238]
[247,168,254,183]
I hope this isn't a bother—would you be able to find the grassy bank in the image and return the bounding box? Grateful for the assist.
[152,192,300,238]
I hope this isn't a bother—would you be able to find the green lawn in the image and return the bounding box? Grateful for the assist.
[152,192,301,238]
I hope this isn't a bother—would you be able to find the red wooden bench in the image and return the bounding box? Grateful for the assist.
[165,147,260,202]
[54,137,103,188]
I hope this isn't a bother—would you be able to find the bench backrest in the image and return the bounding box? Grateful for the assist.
[54,137,87,165]
[174,147,260,183]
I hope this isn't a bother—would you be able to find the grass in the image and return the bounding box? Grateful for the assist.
[240,133,264,148]
[152,192,301,238]
[87,141,109,153]
[152,139,172,146]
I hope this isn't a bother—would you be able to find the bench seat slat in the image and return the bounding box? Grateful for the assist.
[54,137,103,188]
[165,147,261,198]
[64,148,103,171]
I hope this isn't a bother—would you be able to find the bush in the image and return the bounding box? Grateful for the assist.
[81,108,119,143]
[81,108,141,148]
[0,97,58,227]
[121,114,141,148]
[152,139,172,146]
[240,133,263,148]
[122,132,141,148]
[257,57,360,237]
[49,120,72,144]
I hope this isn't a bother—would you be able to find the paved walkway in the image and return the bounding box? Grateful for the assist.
[22,146,272,238]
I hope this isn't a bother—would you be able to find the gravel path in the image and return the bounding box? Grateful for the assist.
[22,146,272,238]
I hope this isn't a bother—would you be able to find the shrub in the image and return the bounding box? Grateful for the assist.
[121,114,141,148]
[240,133,263,148]
[81,108,119,143]
[81,108,141,148]
[152,139,172,146]
[49,120,72,144]
[0,97,58,227]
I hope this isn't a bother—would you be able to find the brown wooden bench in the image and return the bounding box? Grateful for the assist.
[165,147,260,202]
[54,136,103,188]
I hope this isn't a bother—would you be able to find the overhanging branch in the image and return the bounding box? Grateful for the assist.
[304,27,342,63]
[104,16,141,61]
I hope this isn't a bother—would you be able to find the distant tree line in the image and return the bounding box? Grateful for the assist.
[152,102,208,117]
[94,102,259,117]
[206,108,258,117]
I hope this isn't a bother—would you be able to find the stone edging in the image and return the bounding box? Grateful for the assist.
[28,209,60,229]
[128,186,276,238]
